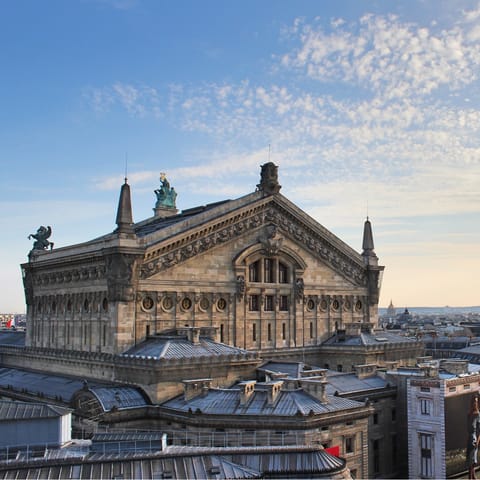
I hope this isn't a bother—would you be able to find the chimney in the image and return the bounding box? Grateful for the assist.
[178,327,201,344]
[385,361,399,371]
[300,378,328,403]
[301,368,328,379]
[355,364,377,380]
[200,326,217,341]
[183,379,211,401]
[345,323,362,336]
[441,360,469,375]
[266,381,283,405]
[239,380,256,406]
[418,362,439,378]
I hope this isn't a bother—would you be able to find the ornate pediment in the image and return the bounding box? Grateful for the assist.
[139,199,367,286]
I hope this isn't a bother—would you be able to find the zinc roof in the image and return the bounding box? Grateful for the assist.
[0,400,70,421]
[89,386,149,411]
[0,452,261,480]
[134,200,231,237]
[124,336,253,360]
[258,361,304,378]
[323,330,418,346]
[325,372,388,395]
[162,384,363,416]
[0,368,147,408]
[0,330,25,347]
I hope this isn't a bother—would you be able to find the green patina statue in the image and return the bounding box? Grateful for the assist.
[155,173,177,208]
[28,226,54,251]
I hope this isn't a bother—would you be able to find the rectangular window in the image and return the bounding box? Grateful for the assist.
[102,324,106,347]
[345,435,354,454]
[420,433,433,477]
[279,295,288,311]
[249,295,260,311]
[373,439,380,474]
[220,324,224,343]
[267,323,272,341]
[282,322,286,340]
[249,261,260,282]
[252,323,256,342]
[420,399,431,415]
[279,262,288,283]
[391,434,397,466]
[373,413,378,424]
[309,321,313,338]
[391,408,396,422]
[264,258,274,283]
[264,295,274,311]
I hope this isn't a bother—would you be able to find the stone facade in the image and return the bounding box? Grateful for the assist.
[21,164,383,358]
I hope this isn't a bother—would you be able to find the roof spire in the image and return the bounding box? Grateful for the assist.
[362,216,377,261]
[115,178,134,235]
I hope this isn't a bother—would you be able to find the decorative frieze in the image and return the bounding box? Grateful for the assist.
[139,202,367,287]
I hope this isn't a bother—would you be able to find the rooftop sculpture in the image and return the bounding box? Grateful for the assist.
[28,226,54,252]
[154,173,177,209]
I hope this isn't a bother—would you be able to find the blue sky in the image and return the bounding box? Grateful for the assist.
[1,0,480,312]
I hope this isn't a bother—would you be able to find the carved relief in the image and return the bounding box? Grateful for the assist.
[139,202,367,286]
[105,253,138,302]
[259,225,283,257]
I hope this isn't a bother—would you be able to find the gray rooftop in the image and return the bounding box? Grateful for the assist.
[325,372,389,395]
[0,445,346,479]
[0,330,25,347]
[258,361,304,378]
[124,336,254,360]
[323,330,418,346]
[0,367,148,408]
[0,400,70,421]
[90,386,149,412]
[162,383,364,417]
[134,200,231,237]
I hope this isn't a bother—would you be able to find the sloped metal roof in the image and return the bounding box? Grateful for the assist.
[325,372,388,395]
[162,383,363,416]
[0,400,71,421]
[124,336,253,360]
[0,367,92,402]
[134,200,231,237]
[0,367,146,408]
[0,451,262,479]
[322,330,419,346]
[222,445,346,475]
[0,330,25,347]
[89,386,149,412]
[258,361,304,378]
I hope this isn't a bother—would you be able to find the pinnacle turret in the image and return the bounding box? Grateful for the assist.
[115,178,134,235]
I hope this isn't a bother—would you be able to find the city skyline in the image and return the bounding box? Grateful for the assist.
[1,0,479,312]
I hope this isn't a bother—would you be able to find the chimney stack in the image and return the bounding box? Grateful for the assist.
[239,380,256,406]
[183,379,211,401]
[266,381,283,406]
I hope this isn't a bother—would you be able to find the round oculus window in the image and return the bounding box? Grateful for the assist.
[217,298,227,311]
[181,297,192,310]
[142,296,154,310]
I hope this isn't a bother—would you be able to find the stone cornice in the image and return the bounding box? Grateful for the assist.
[140,198,367,286]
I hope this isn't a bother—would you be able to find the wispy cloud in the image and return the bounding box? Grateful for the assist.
[85,6,480,232]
